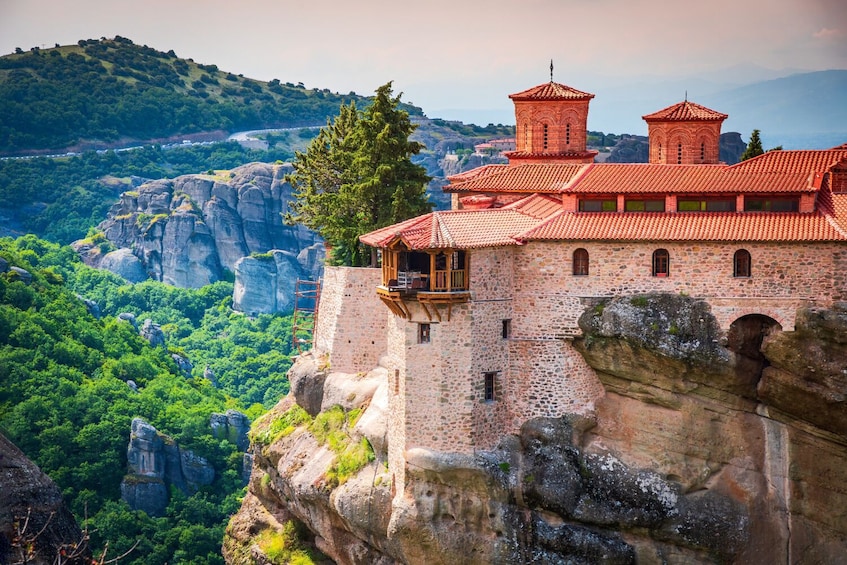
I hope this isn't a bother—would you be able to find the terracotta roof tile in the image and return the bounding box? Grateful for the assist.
[446,163,589,193]
[446,164,507,183]
[509,81,594,101]
[503,193,563,219]
[728,150,847,174]
[643,100,728,122]
[571,164,815,194]
[360,209,544,250]
[518,211,847,242]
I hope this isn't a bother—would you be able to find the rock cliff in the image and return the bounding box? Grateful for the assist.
[225,297,847,564]
[120,418,216,516]
[0,432,92,564]
[87,162,323,304]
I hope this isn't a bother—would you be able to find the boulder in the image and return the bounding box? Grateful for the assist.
[98,248,148,283]
[9,266,32,284]
[140,319,165,348]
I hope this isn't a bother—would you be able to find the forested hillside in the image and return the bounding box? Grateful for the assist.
[0,36,411,154]
[0,235,301,564]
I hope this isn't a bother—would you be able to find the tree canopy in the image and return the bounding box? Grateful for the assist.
[285,82,432,266]
[740,129,764,161]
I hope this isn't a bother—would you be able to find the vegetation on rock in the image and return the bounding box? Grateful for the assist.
[0,235,299,564]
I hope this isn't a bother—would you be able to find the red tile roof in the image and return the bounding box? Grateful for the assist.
[447,163,589,193]
[446,164,507,183]
[502,193,563,219]
[518,210,847,242]
[643,100,728,122]
[360,208,543,250]
[728,150,847,174]
[363,149,847,250]
[509,81,594,101]
[570,164,816,194]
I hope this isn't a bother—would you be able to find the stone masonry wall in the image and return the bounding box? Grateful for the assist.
[513,241,844,336]
[313,266,386,373]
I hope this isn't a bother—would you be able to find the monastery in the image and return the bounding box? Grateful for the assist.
[311,77,847,495]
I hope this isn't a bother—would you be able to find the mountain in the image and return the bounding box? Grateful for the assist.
[0,37,403,155]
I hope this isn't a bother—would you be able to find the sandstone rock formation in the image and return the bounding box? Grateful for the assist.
[97,247,148,283]
[0,432,91,565]
[232,246,324,315]
[225,297,847,564]
[121,418,214,516]
[211,409,251,452]
[91,162,323,295]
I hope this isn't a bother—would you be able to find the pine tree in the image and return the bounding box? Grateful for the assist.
[285,82,431,266]
[740,129,765,161]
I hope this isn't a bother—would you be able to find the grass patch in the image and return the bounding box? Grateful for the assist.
[310,405,375,487]
[630,296,649,307]
[250,404,312,446]
[256,522,317,565]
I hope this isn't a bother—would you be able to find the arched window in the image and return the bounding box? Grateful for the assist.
[543,124,549,150]
[734,249,751,277]
[652,249,669,277]
[573,248,589,276]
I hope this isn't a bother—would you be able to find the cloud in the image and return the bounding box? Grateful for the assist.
[813,27,844,40]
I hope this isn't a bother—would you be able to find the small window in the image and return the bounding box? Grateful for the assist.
[579,198,617,212]
[677,198,736,212]
[652,249,670,277]
[418,323,430,344]
[744,197,799,212]
[483,372,497,402]
[734,249,751,277]
[625,199,665,212]
[502,319,511,339]
[543,124,549,150]
[573,248,589,276]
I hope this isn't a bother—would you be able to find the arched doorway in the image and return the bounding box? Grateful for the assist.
[726,314,782,394]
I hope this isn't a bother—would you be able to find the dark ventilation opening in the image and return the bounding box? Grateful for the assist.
[726,314,781,393]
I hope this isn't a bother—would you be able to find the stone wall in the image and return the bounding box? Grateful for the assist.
[512,240,845,335]
[313,266,386,373]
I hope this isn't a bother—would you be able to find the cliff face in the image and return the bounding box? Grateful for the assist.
[225,298,847,564]
[87,162,324,301]
[0,432,91,565]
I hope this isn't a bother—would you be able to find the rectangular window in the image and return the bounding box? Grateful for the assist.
[744,197,799,212]
[483,372,497,402]
[502,319,511,339]
[677,198,736,212]
[579,199,617,212]
[418,323,430,344]
[625,199,665,212]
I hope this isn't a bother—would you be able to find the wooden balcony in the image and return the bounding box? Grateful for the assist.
[376,249,470,321]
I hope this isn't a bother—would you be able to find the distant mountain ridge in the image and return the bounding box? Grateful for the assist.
[0,37,404,155]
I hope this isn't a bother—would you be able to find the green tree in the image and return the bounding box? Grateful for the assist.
[741,129,764,161]
[285,82,432,266]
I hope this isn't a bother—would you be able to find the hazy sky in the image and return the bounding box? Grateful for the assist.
[1,0,845,128]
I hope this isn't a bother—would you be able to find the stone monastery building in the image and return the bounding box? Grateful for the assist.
[313,78,847,493]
